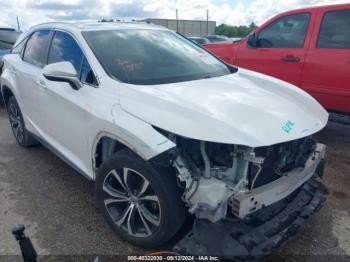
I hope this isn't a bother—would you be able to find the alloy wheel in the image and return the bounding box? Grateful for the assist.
[102,168,161,238]
[8,101,24,143]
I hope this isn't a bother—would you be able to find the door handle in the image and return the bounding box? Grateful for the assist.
[36,79,47,90]
[281,56,300,62]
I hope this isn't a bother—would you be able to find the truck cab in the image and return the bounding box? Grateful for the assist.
[204,4,350,114]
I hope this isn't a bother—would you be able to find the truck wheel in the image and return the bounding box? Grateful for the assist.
[7,96,37,147]
[96,149,187,248]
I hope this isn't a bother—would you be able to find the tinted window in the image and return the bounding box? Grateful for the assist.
[0,42,12,49]
[48,31,83,72]
[23,30,51,67]
[83,30,231,85]
[318,9,350,48]
[205,35,228,42]
[257,13,310,48]
[80,57,97,85]
[191,38,207,45]
[0,30,20,50]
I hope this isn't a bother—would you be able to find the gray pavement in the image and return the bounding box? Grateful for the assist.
[0,106,349,260]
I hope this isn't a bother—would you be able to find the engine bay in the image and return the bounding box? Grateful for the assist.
[160,133,325,222]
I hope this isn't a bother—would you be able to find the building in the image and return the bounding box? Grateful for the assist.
[141,18,216,37]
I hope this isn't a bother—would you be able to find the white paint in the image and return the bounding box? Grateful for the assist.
[1,22,328,180]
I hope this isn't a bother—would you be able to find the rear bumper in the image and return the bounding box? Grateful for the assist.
[173,170,328,258]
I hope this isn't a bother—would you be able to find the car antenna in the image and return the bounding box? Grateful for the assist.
[16,16,21,32]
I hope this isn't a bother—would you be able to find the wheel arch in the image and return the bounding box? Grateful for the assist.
[1,85,15,108]
[92,132,145,177]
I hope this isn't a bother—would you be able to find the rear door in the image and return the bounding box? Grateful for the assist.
[236,12,313,86]
[301,7,350,113]
[14,30,52,135]
[39,30,98,175]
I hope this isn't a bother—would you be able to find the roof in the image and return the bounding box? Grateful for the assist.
[272,3,350,18]
[31,21,169,32]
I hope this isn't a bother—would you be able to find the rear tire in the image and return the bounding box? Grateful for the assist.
[7,96,37,147]
[96,149,187,248]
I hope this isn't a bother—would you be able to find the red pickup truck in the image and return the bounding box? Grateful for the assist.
[204,4,350,114]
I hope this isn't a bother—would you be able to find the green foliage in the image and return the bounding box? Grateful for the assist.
[215,22,258,38]
[99,18,114,22]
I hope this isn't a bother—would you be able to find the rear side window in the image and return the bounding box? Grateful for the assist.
[257,13,310,48]
[48,31,83,72]
[23,30,51,67]
[318,9,350,48]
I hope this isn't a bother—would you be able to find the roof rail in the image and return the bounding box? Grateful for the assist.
[31,21,78,28]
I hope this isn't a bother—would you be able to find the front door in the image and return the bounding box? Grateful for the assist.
[236,12,312,87]
[39,30,97,175]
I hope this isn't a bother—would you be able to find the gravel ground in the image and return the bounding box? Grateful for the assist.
[0,106,349,261]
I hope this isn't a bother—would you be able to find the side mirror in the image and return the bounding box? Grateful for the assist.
[247,33,257,48]
[43,61,83,90]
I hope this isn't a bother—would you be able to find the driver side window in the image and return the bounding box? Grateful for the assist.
[257,13,310,48]
[48,31,98,86]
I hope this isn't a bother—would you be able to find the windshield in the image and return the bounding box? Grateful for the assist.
[83,29,231,85]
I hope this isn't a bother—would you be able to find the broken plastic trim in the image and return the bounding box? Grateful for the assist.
[173,170,328,259]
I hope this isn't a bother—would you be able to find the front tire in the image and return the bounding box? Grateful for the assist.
[7,96,37,147]
[96,149,187,248]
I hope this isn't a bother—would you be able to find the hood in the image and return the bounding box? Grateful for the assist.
[119,68,328,147]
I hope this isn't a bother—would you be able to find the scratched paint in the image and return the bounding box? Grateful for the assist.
[110,102,119,124]
[109,102,154,151]
[157,139,169,146]
[86,104,92,114]
[140,143,151,149]
[300,128,309,134]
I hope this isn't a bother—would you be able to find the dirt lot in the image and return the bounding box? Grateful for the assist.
[0,105,350,261]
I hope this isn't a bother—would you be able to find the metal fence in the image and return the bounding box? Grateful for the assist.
[141,18,216,37]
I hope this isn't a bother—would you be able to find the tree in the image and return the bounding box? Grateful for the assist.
[215,23,258,38]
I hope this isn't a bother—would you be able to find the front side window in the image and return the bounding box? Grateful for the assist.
[80,57,98,85]
[257,13,310,48]
[318,9,350,48]
[83,30,231,85]
[23,30,51,67]
[48,31,84,72]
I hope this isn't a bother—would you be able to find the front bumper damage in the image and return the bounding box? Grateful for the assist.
[173,159,328,258]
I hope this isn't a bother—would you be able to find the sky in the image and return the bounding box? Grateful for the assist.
[0,0,348,30]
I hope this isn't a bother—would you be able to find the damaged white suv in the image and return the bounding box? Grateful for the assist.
[1,22,329,257]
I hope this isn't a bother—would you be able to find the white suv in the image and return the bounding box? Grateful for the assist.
[1,22,329,256]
